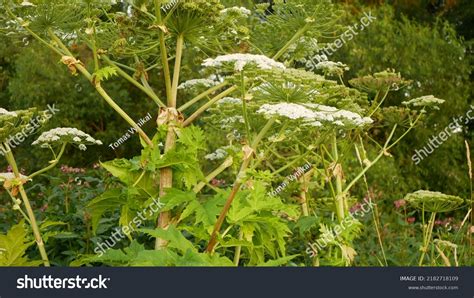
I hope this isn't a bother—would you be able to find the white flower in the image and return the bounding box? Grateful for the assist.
[205,148,228,161]
[451,126,462,134]
[178,78,220,90]
[217,97,242,105]
[0,108,17,117]
[220,7,251,17]
[78,144,87,151]
[315,61,349,75]
[20,0,36,7]
[402,95,445,110]
[203,53,285,72]
[32,127,103,147]
[257,103,373,128]
[0,172,30,181]
[220,116,245,128]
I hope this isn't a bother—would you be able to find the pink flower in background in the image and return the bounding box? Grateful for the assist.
[394,199,406,209]
[60,165,86,174]
[407,217,416,224]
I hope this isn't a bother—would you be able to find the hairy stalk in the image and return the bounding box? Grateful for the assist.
[155,31,184,250]
[154,0,173,103]
[206,118,276,253]
[299,171,311,217]
[419,212,437,266]
[170,35,184,107]
[155,126,176,250]
[233,229,243,266]
[3,143,50,266]
[240,71,251,137]
[331,134,345,222]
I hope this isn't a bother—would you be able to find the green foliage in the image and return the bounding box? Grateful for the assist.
[0,221,42,266]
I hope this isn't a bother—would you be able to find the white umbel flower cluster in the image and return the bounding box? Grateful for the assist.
[0,108,18,117]
[202,54,286,72]
[0,172,30,181]
[402,95,445,110]
[315,61,349,75]
[205,148,228,161]
[178,78,220,90]
[220,7,251,17]
[32,127,103,150]
[217,97,242,105]
[257,103,373,128]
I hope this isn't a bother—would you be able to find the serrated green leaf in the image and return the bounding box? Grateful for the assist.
[0,222,42,266]
[87,188,124,234]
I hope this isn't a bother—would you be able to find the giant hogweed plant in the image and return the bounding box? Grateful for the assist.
[1,0,445,266]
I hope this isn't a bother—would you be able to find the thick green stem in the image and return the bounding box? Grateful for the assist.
[3,144,50,266]
[233,228,243,266]
[332,135,345,222]
[419,212,437,266]
[154,0,173,103]
[170,34,184,108]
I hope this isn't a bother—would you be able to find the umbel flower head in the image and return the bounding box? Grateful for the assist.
[202,53,286,72]
[404,190,464,213]
[178,78,220,90]
[315,61,349,76]
[0,107,40,143]
[402,95,445,110]
[0,172,30,182]
[257,103,373,128]
[32,127,102,151]
[220,6,251,17]
[349,69,411,93]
